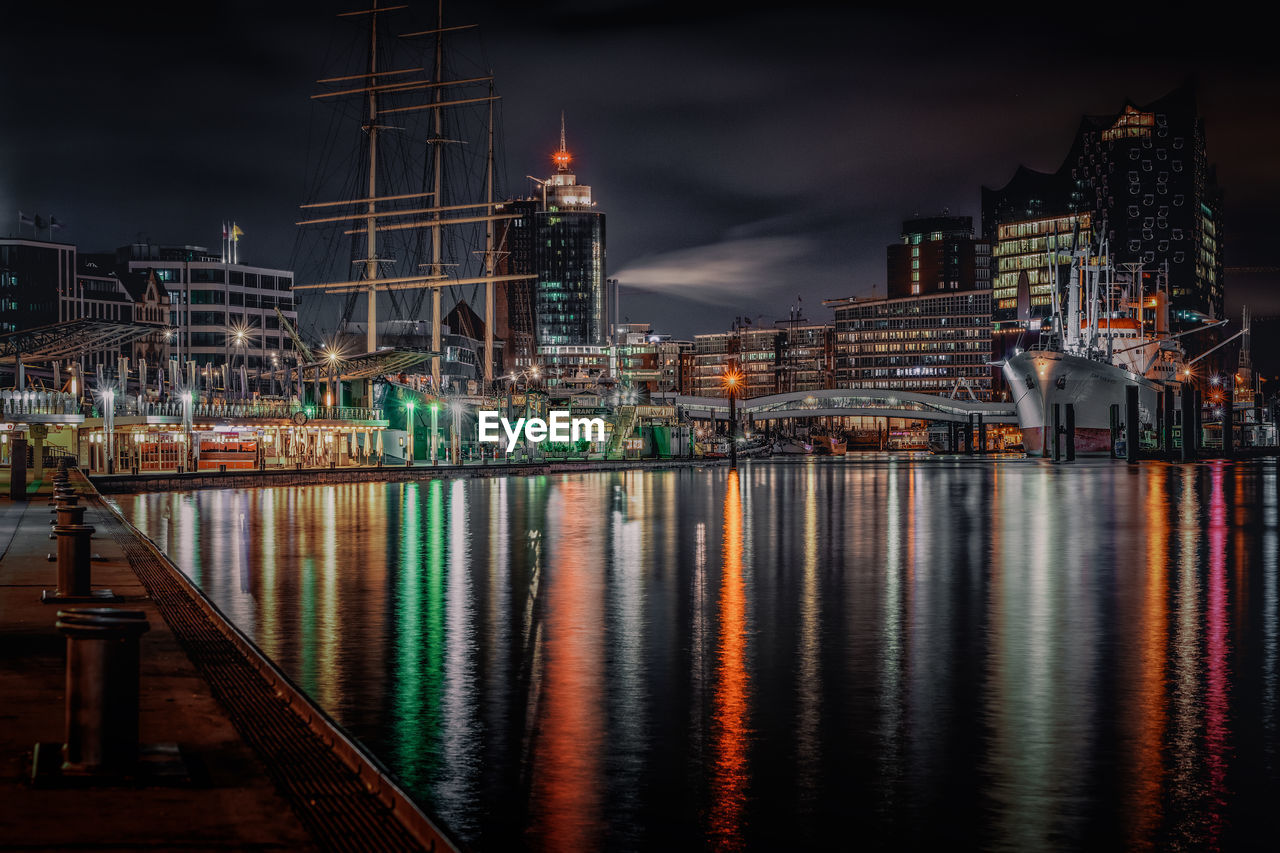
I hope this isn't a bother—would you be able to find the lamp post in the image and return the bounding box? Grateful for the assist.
[721,366,743,466]
[450,400,463,465]
[181,390,193,473]
[430,402,439,466]
[405,401,415,466]
[232,329,248,399]
[102,387,116,474]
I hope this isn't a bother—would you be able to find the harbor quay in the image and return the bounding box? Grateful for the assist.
[0,467,456,851]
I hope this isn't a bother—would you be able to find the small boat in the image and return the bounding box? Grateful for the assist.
[811,434,846,456]
[772,437,811,455]
[696,436,731,458]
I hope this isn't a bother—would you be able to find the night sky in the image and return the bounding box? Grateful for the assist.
[3,1,1277,339]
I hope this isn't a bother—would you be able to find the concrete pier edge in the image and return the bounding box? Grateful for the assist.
[90,476,462,853]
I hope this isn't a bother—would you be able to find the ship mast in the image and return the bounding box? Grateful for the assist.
[295,0,532,396]
[428,0,445,387]
[484,78,496,384]
[364,0,382,360]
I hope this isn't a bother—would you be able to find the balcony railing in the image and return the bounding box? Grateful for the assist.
[2,390,81,417]
[107,398,385,423]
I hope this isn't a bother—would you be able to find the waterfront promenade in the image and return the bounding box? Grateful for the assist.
[0,472,454,851]
[88,454,752,493]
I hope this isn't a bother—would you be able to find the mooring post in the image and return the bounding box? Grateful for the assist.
[53,519,95,598]
[1065,403,1076,462]
[56,609,150,774]
[1180,385,1194,462]
[1126,384,1140,464]
[1052,404,1062,462]
[1223,395,1235,458]
[9,437,29,501]
[1193,387,1203,458]
[1109,403,1120,458]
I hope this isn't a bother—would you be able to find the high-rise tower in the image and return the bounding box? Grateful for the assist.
[982,82,1223,331]
[535,115,607,354]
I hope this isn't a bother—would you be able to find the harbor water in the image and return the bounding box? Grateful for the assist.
[117,459,1280,851]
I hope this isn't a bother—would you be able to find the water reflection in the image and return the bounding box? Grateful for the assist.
[710,468,749,850]
[528,479,606,850]
[117,461,1280,851]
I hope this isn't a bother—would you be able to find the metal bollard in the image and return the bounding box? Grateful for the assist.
[55,609,150,774]
[50,487,77,509]
[54,522,95,598]
[55,502,88,530]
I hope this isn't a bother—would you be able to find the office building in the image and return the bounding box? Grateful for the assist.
[690,324,834,398]
[886,215,990,299]
[2,236,170,380]
[612,323,693,393]
[828,290,994,400]
[535,122,607,353]
[982,81,1224,330]
[117,240,298,370]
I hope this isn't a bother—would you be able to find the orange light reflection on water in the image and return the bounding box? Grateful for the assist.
[1127,465,1168,849]
[710,468,750,851]
[529,479,606,851]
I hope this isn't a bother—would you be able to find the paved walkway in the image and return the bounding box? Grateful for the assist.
[0,474,447,851]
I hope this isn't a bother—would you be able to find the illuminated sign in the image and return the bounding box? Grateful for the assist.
[478,410,606,453]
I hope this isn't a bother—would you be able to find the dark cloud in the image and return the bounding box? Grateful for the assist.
[3,1,1277,340]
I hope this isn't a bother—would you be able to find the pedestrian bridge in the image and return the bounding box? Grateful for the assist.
[652,389,1017,424]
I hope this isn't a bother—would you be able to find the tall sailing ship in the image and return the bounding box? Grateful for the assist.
[291,0,529,406]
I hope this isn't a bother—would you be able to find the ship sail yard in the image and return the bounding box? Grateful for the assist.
[292,0,525,399]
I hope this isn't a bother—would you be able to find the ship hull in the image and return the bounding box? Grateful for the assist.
[1003,350,1164,457]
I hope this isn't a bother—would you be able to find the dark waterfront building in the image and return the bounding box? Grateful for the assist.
[535,124,607,354]
[982,82,1224,333]
[494,197,540,371]
[0,237,71,333]
[1,236,172,380]
[886,215,990,299]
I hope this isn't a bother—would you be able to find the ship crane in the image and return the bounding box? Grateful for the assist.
[275,306,315,365]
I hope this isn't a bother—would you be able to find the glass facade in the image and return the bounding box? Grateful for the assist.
[535,210,606,348]
[831,291,994,399]
[991,212,1092,319]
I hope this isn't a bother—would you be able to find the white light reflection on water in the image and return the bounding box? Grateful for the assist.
[114,461,1280,851]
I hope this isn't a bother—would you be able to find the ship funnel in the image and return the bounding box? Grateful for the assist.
[1153,290,1169,336]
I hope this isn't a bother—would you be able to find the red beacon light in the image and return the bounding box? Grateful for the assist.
[552,149,572,168]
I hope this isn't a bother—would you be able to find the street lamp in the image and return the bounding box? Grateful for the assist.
[721,366,744,465]
[102,387,116,474]
[430,401,439,466]
[449,399,464,465]
[405,401,415,466]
